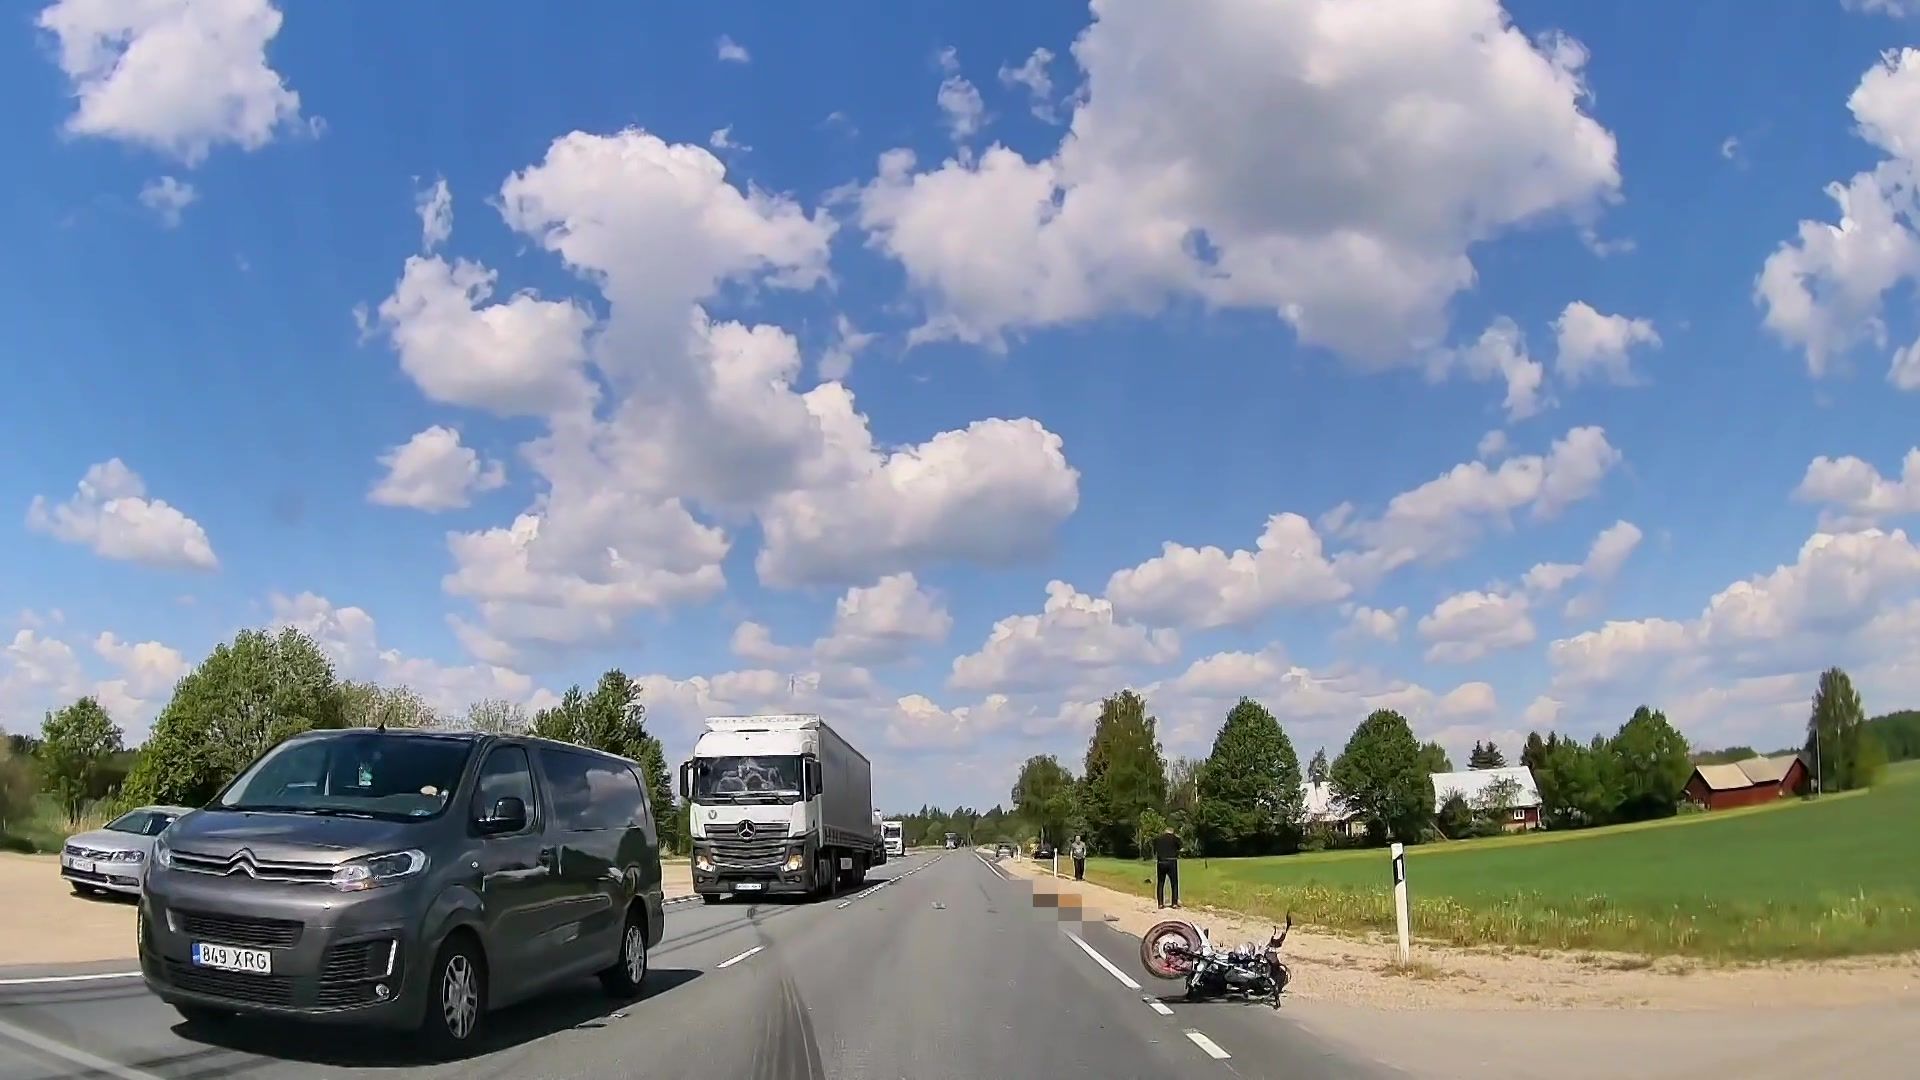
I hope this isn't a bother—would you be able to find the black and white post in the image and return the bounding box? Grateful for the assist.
[1389,841,1410,963]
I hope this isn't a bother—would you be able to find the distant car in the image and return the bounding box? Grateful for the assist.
[995,843,1015,859]
[1034,843,1055,860]
[62,805,194,897]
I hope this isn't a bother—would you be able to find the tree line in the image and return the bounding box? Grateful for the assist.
[1,626,687,853]
[1001,666,1898,861]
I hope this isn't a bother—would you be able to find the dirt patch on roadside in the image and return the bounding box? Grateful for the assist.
[1002,857,1920,1011]
[0,853,697,969]
[0,853,137,966]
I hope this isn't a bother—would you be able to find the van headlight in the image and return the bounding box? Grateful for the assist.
[152,836,173,870]
[331,850,428,892]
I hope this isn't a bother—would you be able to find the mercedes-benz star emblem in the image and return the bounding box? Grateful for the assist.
[738,821,756,840]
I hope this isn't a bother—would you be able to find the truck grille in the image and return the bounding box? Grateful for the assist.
[706,821,791,867]
[176,910,303,949]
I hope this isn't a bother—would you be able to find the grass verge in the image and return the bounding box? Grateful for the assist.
[1078,761,1920,962]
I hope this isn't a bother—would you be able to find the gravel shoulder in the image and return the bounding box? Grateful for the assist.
[0,852,696,969]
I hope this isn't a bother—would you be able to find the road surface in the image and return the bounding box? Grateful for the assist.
[0,850,1381,1079]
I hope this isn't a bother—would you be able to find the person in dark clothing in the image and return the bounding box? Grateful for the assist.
[1070,834,1087,880]
[1151,827,1181,908]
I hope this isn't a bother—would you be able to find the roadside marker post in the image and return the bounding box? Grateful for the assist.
[1389,842,1410,963]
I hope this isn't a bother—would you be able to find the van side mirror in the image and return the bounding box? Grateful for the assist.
[678,761,692,800]
[478,796,527,834]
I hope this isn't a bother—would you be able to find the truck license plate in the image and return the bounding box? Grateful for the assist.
[192,943,272,974]
[732,882,763,892]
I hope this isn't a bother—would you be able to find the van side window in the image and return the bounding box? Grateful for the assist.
[471,746,535,829]
[626,765,655,839]
[538,748,598,831]
[578,756,642,832]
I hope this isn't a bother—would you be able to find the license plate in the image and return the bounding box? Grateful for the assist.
[732,882,763,892]
[192,943,272,974]
[66,857,96,874]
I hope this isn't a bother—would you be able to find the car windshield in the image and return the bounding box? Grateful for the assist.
[105,810,175,836]
[215,732,474,821]
[692,755,803,802]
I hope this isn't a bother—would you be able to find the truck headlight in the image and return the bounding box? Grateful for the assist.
[330,850,428,892]
[695,854,713,872]
[784,852,804,872]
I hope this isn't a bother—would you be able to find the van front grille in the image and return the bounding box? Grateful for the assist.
[162,961,295,1007]
[176,910,303,949]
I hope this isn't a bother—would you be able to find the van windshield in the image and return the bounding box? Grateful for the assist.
[693,755,803,803]
[216,733,474,821]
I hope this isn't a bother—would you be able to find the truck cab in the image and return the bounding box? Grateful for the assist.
[680,715,880,902]
[882,820,905,858]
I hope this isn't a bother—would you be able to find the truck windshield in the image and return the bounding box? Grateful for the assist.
[215,732,474,821]
[883,824,902,839]
[693,755,803,802]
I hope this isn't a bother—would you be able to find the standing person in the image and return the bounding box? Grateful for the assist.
[1070,834,1088,881]
[1152,826,1181,909]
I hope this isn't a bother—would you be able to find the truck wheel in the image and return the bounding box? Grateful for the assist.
[815,855,834,898]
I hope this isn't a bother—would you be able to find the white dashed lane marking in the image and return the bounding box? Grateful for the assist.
[1062,926,1238,1065]
[716,945,763,969]
[1185,1031,1232,1060]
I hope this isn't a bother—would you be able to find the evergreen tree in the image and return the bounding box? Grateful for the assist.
[1417,740,1453,774]
[1521,731,1549,772]
[1307,747,1329,786]
[1196,697,1303,855]
[1469,740,1506,769]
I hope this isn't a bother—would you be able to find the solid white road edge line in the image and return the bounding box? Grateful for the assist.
[1184,1031,1231,1060]
[1063,930,1142,991]
[0,971,142,987]
[0,1015,165,1080]
[717,945,763,969]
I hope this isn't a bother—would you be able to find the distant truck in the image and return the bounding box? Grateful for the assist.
[680,714,882,901]
[882,820,905,858]
[944,832,958,850]
[871,810,888,865]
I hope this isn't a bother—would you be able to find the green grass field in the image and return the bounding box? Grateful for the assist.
[1076,761,1920,961]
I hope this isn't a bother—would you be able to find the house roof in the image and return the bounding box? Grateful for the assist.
[1430,766,1542,812]
[1693,754,1802,791]
[1301,780,1356,820]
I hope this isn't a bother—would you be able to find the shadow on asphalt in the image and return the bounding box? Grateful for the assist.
[169,968,704,1066]
[69,887,138,905]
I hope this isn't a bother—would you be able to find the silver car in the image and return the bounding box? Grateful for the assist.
[63,805,194,896]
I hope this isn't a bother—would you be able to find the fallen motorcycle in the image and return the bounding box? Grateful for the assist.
[1140,913,1292,1007]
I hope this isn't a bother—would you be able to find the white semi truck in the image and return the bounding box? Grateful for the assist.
[680,714,883,901]
[882,819,905,858]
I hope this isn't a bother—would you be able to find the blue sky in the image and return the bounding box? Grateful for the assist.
[7,0,1920,812]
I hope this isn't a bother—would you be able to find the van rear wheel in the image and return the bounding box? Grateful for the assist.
[599,911,648,998]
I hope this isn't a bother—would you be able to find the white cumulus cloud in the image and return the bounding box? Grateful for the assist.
[27,458,218,571]
[369,426,507,512]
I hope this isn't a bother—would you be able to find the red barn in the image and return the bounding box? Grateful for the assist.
[1683,753,1810,810]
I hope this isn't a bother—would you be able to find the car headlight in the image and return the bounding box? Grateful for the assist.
[110,850,144,863]
[330,850,428,892]
[152,837,172,869]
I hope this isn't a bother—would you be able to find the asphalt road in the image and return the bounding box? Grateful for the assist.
[0,851,1385,1080]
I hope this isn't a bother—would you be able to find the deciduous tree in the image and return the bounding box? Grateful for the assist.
[1080,689,1168,857]
[126,628,345,806]
[41,697,125,823]
[1806,667,1880,792]
[1012,754,1076,847]
[1197,698,1303,855]
[1330,709,1432,844]
[1610,706,1691,820]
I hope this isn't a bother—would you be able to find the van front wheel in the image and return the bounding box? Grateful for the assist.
[421,936,486,1058]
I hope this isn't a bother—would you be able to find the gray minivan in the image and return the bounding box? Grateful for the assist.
[139,727,665,1055]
